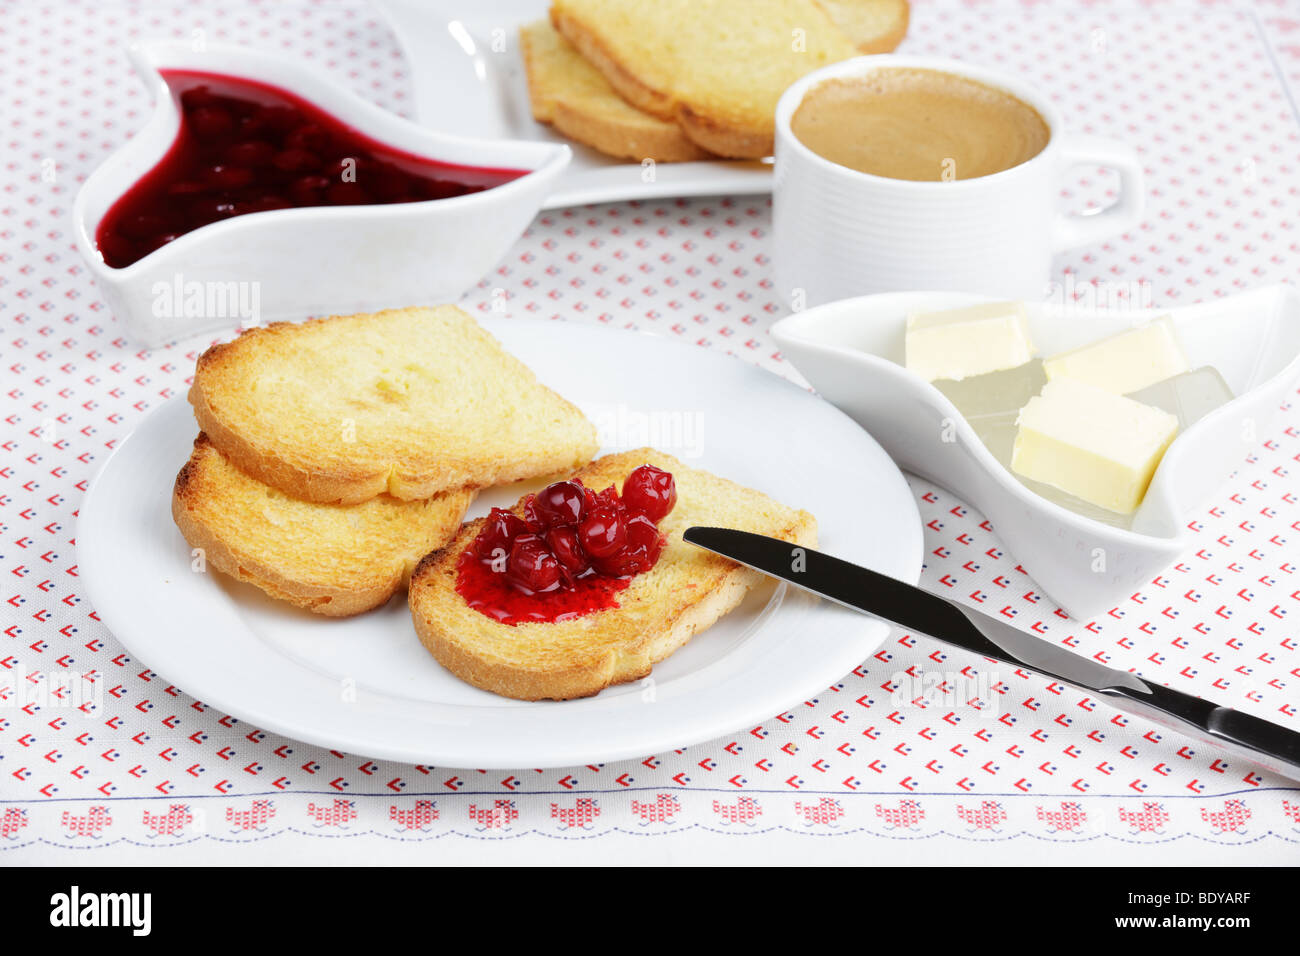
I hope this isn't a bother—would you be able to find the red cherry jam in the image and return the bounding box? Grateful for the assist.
[456,465,676,626]
[95,70,528,268]
[456,551,634,626]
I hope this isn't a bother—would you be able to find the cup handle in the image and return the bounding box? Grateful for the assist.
[1052,135,1144,252]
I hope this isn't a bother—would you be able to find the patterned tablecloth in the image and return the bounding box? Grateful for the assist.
[2,0,1299,864]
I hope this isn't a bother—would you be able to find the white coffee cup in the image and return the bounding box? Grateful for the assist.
[773,55,1144,308]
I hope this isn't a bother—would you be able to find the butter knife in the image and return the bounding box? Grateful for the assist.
[684,526,1300,783]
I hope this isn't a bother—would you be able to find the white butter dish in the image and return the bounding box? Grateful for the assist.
[771,285,1300,619]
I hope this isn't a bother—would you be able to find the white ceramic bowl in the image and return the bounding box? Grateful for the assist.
[771,285,1300,619]
[72,40,570,348]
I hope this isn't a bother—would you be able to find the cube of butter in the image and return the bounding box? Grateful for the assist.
[1043,316,1189,395]
[1011,378,1179,514]
[905,301,1034,382]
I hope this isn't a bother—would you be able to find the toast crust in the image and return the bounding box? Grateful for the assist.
[521,20,713,163]
[550,7,675,122]
[408,449,817,700]
[547,100,714,162]
[676,105,774,165]
[855,10,908,53]
[188,306,599,505]
[173,434,473,617]
[551,0,909,159]
[816,0,910,53]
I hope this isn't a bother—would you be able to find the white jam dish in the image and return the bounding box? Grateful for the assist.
[73,39,571,348]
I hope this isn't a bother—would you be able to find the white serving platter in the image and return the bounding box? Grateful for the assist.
[374,0,775,208]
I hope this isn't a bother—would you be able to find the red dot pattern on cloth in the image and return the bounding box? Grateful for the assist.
[1,0,1298,852]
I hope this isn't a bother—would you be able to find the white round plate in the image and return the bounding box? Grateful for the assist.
[77,320,922,768]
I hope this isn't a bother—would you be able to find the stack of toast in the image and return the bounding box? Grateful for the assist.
[172,306,599,616]
[172,306,816,700]
[522,0,910,161]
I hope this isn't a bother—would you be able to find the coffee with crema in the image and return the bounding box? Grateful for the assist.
[790,68,1050,182]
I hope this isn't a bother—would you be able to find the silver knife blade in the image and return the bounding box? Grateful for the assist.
[684,526,1300,782]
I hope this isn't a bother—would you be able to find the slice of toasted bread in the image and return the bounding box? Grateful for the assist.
[189,306,599,505]
[551,0,899,158]
[173,434,474,617]
[815,0,910,54]
[409,449,817,700]
[520,19,715,162]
